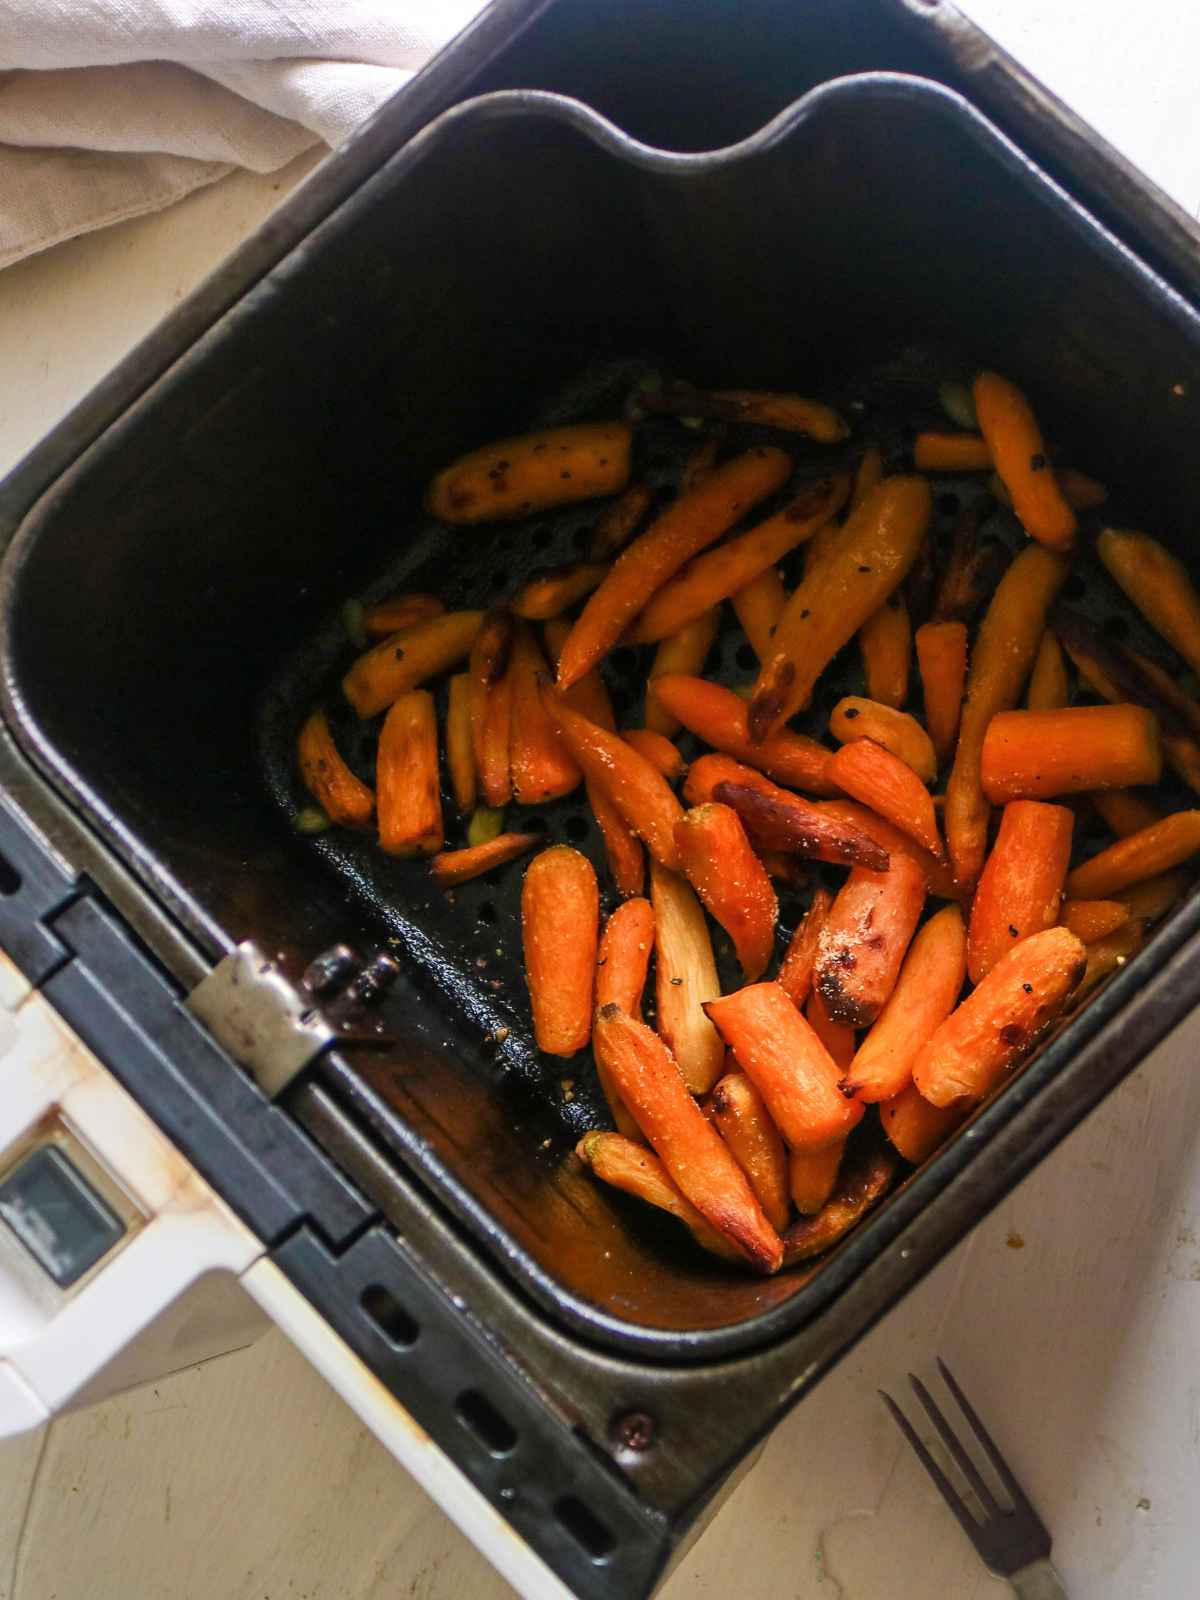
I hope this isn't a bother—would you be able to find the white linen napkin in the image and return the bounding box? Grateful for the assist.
[0,0,487,269]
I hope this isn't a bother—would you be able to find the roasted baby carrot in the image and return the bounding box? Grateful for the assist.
[934,516,1012,626]
[650,674,837,793]
[622,728,686,781]
[1074,919,1150,1003]
[780,1142,896,1265]
[597,897,655,1014]
[944,543,1069,892]
[467,608,516,807]
[592,1006,783,1272]
[1091,788,1164,838]
[576,1133,739,1262]
[704,982,863,1151]
[1096,527,1200,677]
[788,1140,845,1215]
[557,446,792,689]
[733,566,788,661]
[297,708,374,828]
[806,989,854,1070]
[629,474,848,644]
[650,859,725,1094]
[913,431,993,472]
[521,846,599,1056]
[428,421,632,523]
[1065,811,1200,898]
[1061,899,1131,944]
[508,624,581,805]
[842,904,967,1102]
[429,832,540,887]
[858,592,911,709]
[1122,644,1200,740]
[912,924,1087,1106]
[640,380,848,441]
[967,800,1074,983]
[816,799,959,901]
[980,705,1162,803]
[343,609,483,719]
[828,738,942,858]
[914,620,968,771]
[684,752,780,807]
[710,1071,791,1233]
[713,782,890,871]
[777,887,834,1007]
[973,371,1076,550]
[881,1082,966,1165]
[362,593,444,638]
[675,804,778,980]
[645,609,720,736]
[512,562,608,621]
[851,444,884,511]
[829,696,938,784]
[1026,629,1068,711]
[679,429,725,493]
[1056,467,1108,510]
[750,477,932,738]
[814,852,927,1027]
[1115,868,1190,921]
[588,481,655,560]
[445,673,477,814]
[376,691,444,857]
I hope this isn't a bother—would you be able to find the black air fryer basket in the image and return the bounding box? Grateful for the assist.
[2,3,1200,1595]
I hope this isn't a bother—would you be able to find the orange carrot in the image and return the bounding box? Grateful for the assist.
[1115,869,1190,922]
[429,833,540,887]
[757,851,809,888]
[881,1083,966,1164]
[913,431,993,472]
[814,853,927,1027]
[557,446,792,689]
[777,887,834,1007]
[597,898,655,1014]
[1065,811,1200,898]
[376,691,443,857]
[576,1132,739,1262]
[629,474,848,644]
[1096,527,1200,678]
[788,1140,845,1215]
[980,705,1162,803]
[363,593,444,638]
[704,983,863,1151]
[780,1143,896,1265]
[806,989,855,1070]
[521,846,598,1056]
[1092,788,1165,838]
[709,1071,791,1233]
[1061,899,1131,944]
[973,371,1076,550]
[944,543,1069,892]
[679,429,725,493]
[1026,629,1068,711]
[650,675,836,793]
[816,799,959,901]
[588,481,655,560]
[733,566,789,661]
[467,609,516,808]
[841,904,967,1102]
[428,421,632,524]
[858,592,912,709]
[640,381,848,441]
[445,673,477,814]
[913,925,1087,1106]
[967,800,1074,982]
[829,696,938,785]
[914,621,968,771]
[508,624,581,805]
[622,728,686,781]
[683,752,780,807]
[592,1006,782,1273]
[645,609,720,736]
[712,781,889,871]
[851,445,884,510]
[343,609,483,719]
[296,708,374,828]
[828,739,942,858]
[512,562,608,621]
[650,859,725,1094]
[750,477,932,738]
[675,804,778,980]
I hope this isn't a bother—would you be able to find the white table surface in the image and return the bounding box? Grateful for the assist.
[1,4,1199,1596]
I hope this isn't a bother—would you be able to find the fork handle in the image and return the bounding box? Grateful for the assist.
[1011,1558,1068,1599]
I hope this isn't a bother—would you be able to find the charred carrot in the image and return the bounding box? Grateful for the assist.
[980,705,1162,804]
[1122,644,1200,741]
[651,675,836,793]
[622,728,686,782]
[343,610,483,719]
[576,1132,739,1262]
[913,431,993,472]
[777,887,834,1007]
[445,673,477,815]
[780,1143,896,1265]
[629,474,848,644]
[1026,629,1068,711]
[376,691,443,857]
[842,904,967,1102]
[430,832,540,887]
[944,543,1069,892]
[913,925,1087,1106]
[757,851,809,888]
[858,592,912,709]
[512,562,608,621]
[592,1006,782,1272]
[645,609,720,736]
[816,799,959,901]
[733,566,789,662]
[806,989,855,1070]
[640,380,848,441]
[934,512,1011,626]
[967,801,1074,982]
[521,846,599,1056]
[913,621,968,771]
[814,852,927,1027]
[297,708,374,828]
[508,624,581,805]
[1065,811,1200,899]
[881,1082,966,1165]
[428,422,632,524]
[750,477,932,738]
[828,739,942,858]
[588,481,655,560]
[683,753,780,808]
[1115,869,1190,921]
[713,781,889,871]
[973,371,1076,550]
[675,804,778,980]
[1091,788,1165,838]
[650,859,725,1094]
[830,696,938,785]
[1061,899,1131,944]
[1096,527,1200,678]
[363,593,444,638]
[710,1071,791,1233]
[704,983,863,1151]
[557,447,792,689]
[788,1140,845,1215]
[597,898,655,1015]
[679,429,725,493]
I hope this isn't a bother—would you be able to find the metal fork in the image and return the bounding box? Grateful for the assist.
[880,1359,1067,1599]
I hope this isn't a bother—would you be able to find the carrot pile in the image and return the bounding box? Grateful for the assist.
[294,371,1200,1277]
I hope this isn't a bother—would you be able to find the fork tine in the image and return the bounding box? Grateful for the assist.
[879,1390,983,1545]
[936,1359,1048,1532]
[909,1374,999,1515]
